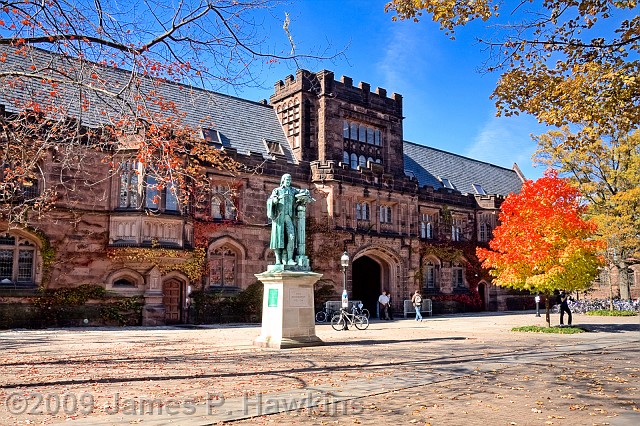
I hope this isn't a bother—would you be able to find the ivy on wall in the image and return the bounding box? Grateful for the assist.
[417,241,491,294]
[107,245,206,282]
[306,216,350,270]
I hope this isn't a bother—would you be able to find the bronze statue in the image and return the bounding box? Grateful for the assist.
[267,174,313,267]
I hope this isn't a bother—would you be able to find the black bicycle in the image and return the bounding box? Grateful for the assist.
[315,307,336,323]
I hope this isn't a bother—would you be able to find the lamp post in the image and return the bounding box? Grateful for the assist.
[341,251,349,308]
[340,251,350,330]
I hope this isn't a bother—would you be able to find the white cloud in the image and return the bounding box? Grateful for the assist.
[375,24,435,92]
[465,114,545,180]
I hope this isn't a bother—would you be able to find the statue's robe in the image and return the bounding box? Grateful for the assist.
[267,186,296,250]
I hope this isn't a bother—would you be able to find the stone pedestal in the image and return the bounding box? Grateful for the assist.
[254,269,323,349]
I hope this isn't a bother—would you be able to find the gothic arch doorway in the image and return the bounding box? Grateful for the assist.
[352,256,382,315]
[163,278,185,324]
[478,282,487,311]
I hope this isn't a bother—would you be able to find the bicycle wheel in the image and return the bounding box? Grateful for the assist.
[361,308,370,319]
[331,314,346,331]
[315,311,326,323]
[354,315,369,330]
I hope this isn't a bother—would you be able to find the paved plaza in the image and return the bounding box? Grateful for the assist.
[1,312,639,425]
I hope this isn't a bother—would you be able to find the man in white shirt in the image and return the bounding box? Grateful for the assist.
[378,290,390,320]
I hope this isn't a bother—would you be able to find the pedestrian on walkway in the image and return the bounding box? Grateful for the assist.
[378,290,390,320]
[559,290,572,326]
[412,289,423,321]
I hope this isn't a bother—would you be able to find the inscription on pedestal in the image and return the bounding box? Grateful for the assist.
[288,287,312,308]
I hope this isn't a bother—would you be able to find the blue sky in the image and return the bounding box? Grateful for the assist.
[228,0,549,180]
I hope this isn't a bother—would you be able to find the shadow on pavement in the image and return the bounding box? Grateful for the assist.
[580,323,640,333]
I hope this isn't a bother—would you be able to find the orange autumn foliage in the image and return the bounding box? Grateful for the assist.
[477,170,604,294]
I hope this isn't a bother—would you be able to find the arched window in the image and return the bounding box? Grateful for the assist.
[367,157,374,165]
[211,186,237,220]
[211,196,222,219]
[343,151,350,165]
[358,124,366,142]
[350,153,358,169]
[358,155,366,168]
[0,233,37,285]
[113,278,136,288]
[208,244,237,287]
[343,121,350,138]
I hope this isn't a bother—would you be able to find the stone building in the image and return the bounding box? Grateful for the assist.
[1,48,552,326]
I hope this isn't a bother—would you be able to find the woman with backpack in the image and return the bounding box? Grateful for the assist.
[412,289,423,322]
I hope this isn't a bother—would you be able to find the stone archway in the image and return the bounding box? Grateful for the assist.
[351,245,403,318]
[352,256,382,315]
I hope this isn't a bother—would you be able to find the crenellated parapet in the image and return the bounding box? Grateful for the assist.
[271,69,403,118]
[310,160,476,209]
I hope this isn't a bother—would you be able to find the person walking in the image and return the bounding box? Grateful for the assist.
[378,290,390,320]
[559,290,572,326]
[411,289,423,322]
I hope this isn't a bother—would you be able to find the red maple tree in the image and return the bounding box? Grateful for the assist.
[477,170,604,325]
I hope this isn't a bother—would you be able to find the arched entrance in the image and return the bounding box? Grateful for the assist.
[478,282,487,311]
[163,278,185,324]
[352,256,382,315]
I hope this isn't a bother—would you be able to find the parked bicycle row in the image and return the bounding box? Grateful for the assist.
[315,300,370,323]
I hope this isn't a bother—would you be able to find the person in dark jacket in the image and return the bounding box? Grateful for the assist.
[559,290,572,326]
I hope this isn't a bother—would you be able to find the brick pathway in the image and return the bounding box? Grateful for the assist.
[1,312,638,425]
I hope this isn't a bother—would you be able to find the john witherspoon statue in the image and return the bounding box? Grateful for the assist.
[255,173,321,348]
[266,173,313,269]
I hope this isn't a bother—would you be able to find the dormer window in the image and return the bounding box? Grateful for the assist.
[200,128,221,145]
[472,183,487,195]
[440,177,455,190]
[264,139,284,156]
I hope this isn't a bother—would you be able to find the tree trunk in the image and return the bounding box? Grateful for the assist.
[619,261,631,300]
[545,295,551,327]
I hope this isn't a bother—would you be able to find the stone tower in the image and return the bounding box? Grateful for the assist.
[269,69,405,178]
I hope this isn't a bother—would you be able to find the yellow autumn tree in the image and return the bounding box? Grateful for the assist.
[386,0,640,298]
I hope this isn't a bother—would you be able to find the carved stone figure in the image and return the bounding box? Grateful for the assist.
[267,174,313,268]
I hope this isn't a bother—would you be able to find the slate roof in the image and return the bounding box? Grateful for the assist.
[1,47,524,192]
[0,46,295,163]
[403,140,524,196]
